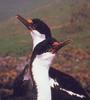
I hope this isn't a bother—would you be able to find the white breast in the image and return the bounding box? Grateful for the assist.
[32,52,55,100]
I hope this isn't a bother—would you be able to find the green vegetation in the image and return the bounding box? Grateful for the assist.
[0,33,32,56]
[0,0,90,56]
[0,0,90,89]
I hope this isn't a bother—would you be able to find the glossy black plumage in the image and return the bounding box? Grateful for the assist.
[15,15,90,100]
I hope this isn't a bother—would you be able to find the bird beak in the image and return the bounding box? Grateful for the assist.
[58,39,71,49]
[16,15,33,31]
[51,39,71,53]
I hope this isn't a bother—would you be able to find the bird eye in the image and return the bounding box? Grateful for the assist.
[33,24,38,29]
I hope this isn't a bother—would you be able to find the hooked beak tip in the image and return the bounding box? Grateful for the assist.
[59,39,72,48]
[64,39,72,45]
[16,14,33,30]
[16,15,18,18]
[65,39,73,45]
[16,15,20,19]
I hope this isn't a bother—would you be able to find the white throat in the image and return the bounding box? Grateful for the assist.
[30,30,46,49]
[32,52,55,100]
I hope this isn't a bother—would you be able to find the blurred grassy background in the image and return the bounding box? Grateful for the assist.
[0,0,90,89]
